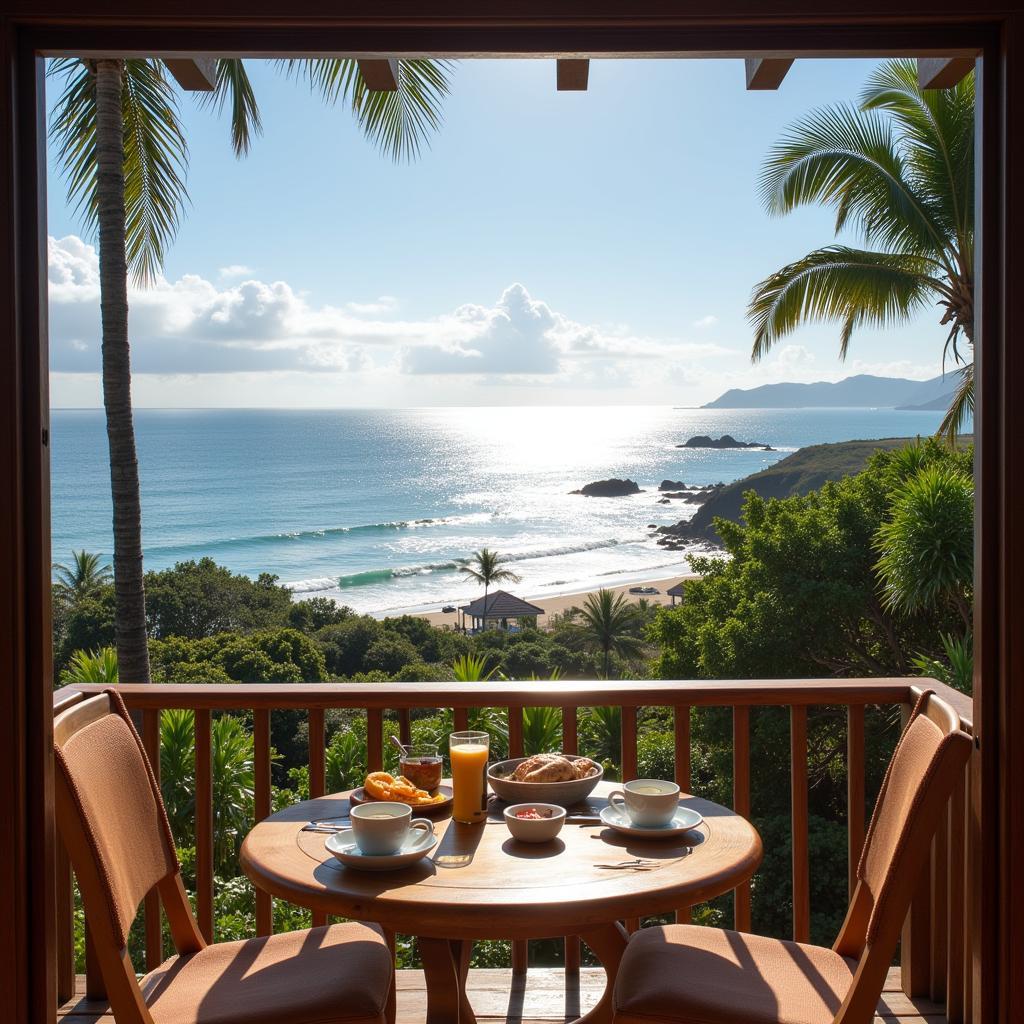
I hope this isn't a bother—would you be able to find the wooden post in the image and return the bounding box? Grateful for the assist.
[732,707,751,932]
[254,709,272,937]
[790,706,810,943]
[847,705,866,901]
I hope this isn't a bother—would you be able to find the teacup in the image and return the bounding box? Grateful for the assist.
[351,801,433,856]
[607,779,680,827]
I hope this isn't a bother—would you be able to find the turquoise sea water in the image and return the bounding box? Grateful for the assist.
[50,406,946,615]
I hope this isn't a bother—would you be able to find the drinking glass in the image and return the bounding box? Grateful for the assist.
[450,730,489,823]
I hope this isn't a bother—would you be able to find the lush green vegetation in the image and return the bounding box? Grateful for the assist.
[58,439,973,968]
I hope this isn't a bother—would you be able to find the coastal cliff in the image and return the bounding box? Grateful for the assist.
[655,436,921,548]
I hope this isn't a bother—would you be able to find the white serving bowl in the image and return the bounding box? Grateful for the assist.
[488,755,603,807]
[502,803,566,843]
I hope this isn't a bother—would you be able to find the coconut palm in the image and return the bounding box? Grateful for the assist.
[458,548,522,626]
[748,59,974,439]
[579,588,643,678]
[48,57,453,683]
[52,549,112,605]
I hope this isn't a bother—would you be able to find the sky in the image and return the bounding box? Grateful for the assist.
[46,57,950,409]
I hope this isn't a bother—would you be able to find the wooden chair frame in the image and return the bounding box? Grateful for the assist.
[54,692,208,1024]
[826,693,972,1024]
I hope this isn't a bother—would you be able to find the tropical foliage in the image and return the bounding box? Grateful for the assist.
[748,59,975,437]
[578,588,644,678]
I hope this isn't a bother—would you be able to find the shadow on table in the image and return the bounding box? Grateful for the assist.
[433,819,486,869]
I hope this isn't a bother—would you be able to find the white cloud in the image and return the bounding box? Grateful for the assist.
[218,264,253,280]
[692,314,718,329]
[774,344,816,372]
[346,296,398,315]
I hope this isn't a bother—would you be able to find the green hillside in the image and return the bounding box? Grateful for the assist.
[687,436,935,543]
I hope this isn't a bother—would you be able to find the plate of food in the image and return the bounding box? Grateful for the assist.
[350,772,453,816]
[488,753,603,807]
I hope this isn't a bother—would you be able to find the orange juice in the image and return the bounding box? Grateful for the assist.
[450,731,489,823]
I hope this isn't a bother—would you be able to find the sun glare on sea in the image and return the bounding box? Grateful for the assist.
[438,406,671,475]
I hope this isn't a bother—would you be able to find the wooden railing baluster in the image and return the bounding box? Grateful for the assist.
[84,921,106,1000]
[946,761,966,1023]
[367,709,384,773]
[674,705,692,925]
[931,800,949,1004]
[195,709,214,943]
[790,706,810,943]
[55,840,75,1005]
[561,706,581,972]
[308,709,328,928]
[846,705,866,901]
[508,707,523,758]
[398,708,412,748]
[453,707,469,733]
[900,704,933,998]
[509,708,532,970]
[254,709,272,937]
[142,709,163,969]
[621,705,638,782]
[732,706,751,932]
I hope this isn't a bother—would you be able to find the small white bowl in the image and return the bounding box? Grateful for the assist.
[503,803,566,843]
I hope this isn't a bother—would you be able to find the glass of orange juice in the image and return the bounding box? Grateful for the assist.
[450,730,490,823]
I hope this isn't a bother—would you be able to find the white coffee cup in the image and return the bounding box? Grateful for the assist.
[350,802,433,856]
[607,779,680,827]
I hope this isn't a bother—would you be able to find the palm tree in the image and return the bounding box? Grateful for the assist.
[579,588,643,678]
[748,59,974,439]
[458,548,522,628]
[48,57,453,683]
[52,549,112,606]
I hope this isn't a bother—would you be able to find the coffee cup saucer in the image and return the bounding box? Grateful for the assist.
[599,804,704,838]
[325,827,438,871]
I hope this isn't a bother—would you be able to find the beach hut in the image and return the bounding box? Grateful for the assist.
[459,590,545,634]
[667,581,687,606]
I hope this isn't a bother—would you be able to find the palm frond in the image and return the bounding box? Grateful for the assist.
[861,59,974,255]
[760,102,951,263]
[938,362,975,441]
[48,58,189,285]
[749,246,939,359]
[281,58,453,162]
[195,58,263,157]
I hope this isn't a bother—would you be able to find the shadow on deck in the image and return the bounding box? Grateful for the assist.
[58,966,947,1023]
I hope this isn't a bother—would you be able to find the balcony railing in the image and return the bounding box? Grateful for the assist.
[52,677,975,1024]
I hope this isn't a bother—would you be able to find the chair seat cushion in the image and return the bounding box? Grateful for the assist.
[614,925,857,1024]
[140,922,392,1024]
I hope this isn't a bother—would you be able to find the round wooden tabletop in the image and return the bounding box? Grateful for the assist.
[241,780,762,940]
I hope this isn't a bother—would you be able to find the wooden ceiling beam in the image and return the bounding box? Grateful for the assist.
[744,57,794,90]
[918,57,976,89]
[556,58,589,90]
[164,57,216,91]
[357,58,399,91]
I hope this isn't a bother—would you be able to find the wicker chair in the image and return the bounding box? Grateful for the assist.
[54,689,394,1024]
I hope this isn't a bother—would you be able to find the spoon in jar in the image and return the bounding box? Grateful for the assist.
[389,735,407,757]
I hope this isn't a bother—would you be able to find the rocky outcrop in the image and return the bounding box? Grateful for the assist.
[677,435,775,451]
[571,478,642,497]
[658,479,688,491]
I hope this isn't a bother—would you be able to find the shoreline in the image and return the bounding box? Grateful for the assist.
[404,573,697,628]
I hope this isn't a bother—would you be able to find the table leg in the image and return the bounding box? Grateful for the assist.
[577,923,630,1024]
[419,937,475,1024]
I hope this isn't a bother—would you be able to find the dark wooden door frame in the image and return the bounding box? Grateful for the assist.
[0,6,1020,1023]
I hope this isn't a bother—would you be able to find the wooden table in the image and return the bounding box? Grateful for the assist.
[240,781,761,1024]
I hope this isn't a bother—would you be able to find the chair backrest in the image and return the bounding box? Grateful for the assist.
[832,690,971,1024]
[54,690,205,1024]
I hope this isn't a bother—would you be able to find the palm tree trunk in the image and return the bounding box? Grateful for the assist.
[95,59,151,684]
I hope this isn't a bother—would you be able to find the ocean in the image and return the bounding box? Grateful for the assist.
[50,406,947,616]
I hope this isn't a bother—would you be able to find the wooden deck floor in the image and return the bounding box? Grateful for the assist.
[58,966,946,1023]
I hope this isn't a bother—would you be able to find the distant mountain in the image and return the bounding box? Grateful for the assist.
[703,373,953,410]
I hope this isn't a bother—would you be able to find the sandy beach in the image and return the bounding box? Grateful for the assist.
[410,574,697,629]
